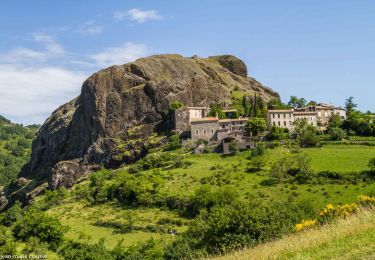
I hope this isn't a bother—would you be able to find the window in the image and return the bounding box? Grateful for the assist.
[284,121,287,126]
[318,112,321,117]
[278,114,280,119]
[325,112,328,117]
[272,114,275,119]
[195,130,199,135]
[203,130,206,135]
[278,122,281,126]
[211,129,214,134]
[273,122,276,126]
[311,122,314,125]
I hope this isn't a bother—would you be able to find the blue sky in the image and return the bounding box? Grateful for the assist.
[1,0,374,124]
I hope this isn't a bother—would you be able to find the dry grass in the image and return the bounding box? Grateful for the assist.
[212,207,375,260]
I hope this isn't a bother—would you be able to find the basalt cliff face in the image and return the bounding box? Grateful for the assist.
[5,54,279,207]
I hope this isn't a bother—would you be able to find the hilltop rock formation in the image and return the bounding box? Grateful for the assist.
[8,54,279,205]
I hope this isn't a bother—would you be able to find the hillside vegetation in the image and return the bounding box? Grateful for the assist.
[213,207,375,260]
[0,140,370,258]
[0,115,38,186]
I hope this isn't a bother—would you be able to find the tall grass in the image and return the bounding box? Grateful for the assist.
[212,207,375,260]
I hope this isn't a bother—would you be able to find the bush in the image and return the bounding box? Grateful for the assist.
[0,201,23,226]
[250,144,265,157]
[228,141,238,155]
[59,239,114,260]
[270,154,313,183]
[173,199,314,254]
[268,126,289,140]
[328,127,346,141]
[186,186,239,217]
[169,100,184,112]
[0,227,16,255]
[112,238,164,260]
[248,157,265,171]
[368,158,375,172]
[163,134,182,151]
[299,130,319,147]
[13,209,67,250]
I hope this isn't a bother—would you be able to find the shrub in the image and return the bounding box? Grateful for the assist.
[13,209,67,250]
[228,141,238,155]
[59,239,113,260]
[0,201,23,226]
[169,100,184,112]
[0,227,16,255]
[358,195,375,206]
[268,126,289,140]
[299,130,319,147]
[248,157,265,171]
[250,144,265,157]
[295,219,317,232]
[328,127,346,141]
[163,134,182,151]
[270,154,313,183]
[368,158,375,172]
[112,238,164,260]
[177,199,314,254]
[186,186,239,217]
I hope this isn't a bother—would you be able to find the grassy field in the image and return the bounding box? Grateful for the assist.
[161,145,375,207]
[213,208,375,260]
[47,199,187,249]
[44,144,375,249]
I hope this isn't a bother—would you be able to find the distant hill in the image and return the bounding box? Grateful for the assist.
[213,208,375,260]
[0,116,38,186]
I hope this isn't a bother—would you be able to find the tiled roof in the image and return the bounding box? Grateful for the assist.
[190,117,219,123]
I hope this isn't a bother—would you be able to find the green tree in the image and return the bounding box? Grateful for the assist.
[248,157,265,171]
[268,126,289,140]
[228,141,238,155]
[208,104,225,119]
[245,118,267,137]
[345,97,357,115]
[242,96,250,117]
[288,96,307,108]
[328,114,343,129]
[13,209,67,250]
[328,127,346,141]
[163,134,182,151]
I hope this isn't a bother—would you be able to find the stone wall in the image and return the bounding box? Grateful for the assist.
[191,120,219,141]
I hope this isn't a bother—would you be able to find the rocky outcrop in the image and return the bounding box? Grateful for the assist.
[15,54,279,194]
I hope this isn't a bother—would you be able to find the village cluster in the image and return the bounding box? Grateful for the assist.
[173,103,346,153]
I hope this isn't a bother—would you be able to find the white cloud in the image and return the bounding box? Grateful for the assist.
[0,65,86,125]
[31,32,65,55]
[0,47,46,64]
[90,42,147,67]
[113,8,161,23]
[76,20,104,35]
[0,31,148,124]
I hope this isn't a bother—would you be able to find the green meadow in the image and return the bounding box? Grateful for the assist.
[43,143,375,250]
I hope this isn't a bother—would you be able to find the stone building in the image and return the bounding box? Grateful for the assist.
[267,103,346,131]
[190,117,220,141]
[174,107,210,137]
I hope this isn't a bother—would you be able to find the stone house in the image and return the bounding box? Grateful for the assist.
[267,103,346,131]
[190,117,220,141]
[174,107,210,137]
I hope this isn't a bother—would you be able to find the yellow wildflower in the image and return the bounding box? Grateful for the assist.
[295,219,317,232]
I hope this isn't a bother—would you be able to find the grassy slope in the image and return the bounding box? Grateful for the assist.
[46,145,375,249]
[213,208,375,260]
